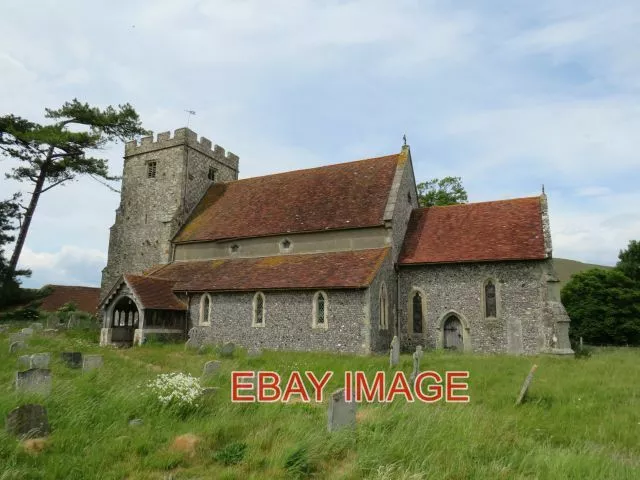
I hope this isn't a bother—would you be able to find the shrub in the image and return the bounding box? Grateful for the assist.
[147,372,203,415]
[214,441,247,466]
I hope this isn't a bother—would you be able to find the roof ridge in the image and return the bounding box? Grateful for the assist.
[414,195,542,211]
[221,153,400,184]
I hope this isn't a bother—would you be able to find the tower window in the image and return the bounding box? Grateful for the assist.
[208,167,217,182]
[312,291,328,328]
[412,292,423,333]
[485,280,497,318]
[147,161,157,178]
[253,292,265,327]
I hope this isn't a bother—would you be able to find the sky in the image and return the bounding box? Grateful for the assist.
[1,0,639,288]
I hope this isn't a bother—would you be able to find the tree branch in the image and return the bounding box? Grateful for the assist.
[40,178,71,193]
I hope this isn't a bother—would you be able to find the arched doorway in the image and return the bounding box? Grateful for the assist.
[110,296,139,345]
[443,314,464,350]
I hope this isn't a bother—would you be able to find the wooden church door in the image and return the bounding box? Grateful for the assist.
[444,315,463,349]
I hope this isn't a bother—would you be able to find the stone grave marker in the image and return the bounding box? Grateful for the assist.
[42,328,58,335]
[82,354,104,371]
[16,368,52,395]
[9,341,26,353]
[21,327,34,336]
[202,360,222,377]
[389,336,400,367]
[220,342,235,358]
[6,404,50,439]
[202,387,219,397]
[31,353,51,369]
[327,388,356,432]
[409,345,424,385]
[9,333,27,344]
[30,322,44,331]
[247,346,262,358]
[516,364,538,405]
[61,352,83,368]
[18,355,32,369]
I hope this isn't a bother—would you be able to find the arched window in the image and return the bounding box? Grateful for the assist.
[379,283,388,330]
[200,294,212,326]
[253,292,265,327]
[412,292,423,334]
[313,291,328,328]
[484,280,497,318]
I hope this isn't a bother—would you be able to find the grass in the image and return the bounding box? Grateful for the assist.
[1,326,639,479]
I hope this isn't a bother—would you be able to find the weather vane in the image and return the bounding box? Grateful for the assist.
[403,134,407,146]
[185,110,196,128]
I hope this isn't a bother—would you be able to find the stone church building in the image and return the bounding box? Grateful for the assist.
[98,128,573,355]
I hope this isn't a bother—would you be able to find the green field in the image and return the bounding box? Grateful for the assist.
[552,258,612,289]
[1,327,639,479]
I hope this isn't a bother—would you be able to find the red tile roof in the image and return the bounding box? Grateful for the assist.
[399,197,547,264]
[39,285,100,313]
[147,248,390,291]
[173,154,401,243]
[124,275,186,310]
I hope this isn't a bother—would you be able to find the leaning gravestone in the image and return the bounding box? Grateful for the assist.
[328,388,356,432]
[9,341,26,353]
[389,336,400,367]
[220,343,235,358]
[21,327,34,336]
[16,368,52,395]
[82,354,104,372]
[516,364,538,405]
[61,352,83,368]
[202,360,222,377]
[409,345,424,385]
[18,355,32,370]
[31,353,51,369]
[6,404,50,439]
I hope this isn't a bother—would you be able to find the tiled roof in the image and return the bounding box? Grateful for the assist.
[147,248,390,291]
[124,275,187,310]
[39,285,100,313]
[399,197,547,264]
[173,154,400,243]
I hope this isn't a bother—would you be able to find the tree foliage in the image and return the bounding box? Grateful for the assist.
[416,176,468,207]
[0,194,31,308]
[0,99,149,273]
[561,268,640,346]
[616,240,640,283]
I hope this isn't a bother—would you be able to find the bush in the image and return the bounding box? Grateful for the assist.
[562,268,640,346]
[147,372,203,416]
[213,442,247,466]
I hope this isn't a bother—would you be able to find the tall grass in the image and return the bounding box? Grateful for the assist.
[1,326,639,479]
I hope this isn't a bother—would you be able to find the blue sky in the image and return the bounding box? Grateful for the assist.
[1,0,639,288]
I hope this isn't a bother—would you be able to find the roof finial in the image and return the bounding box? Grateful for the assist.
[542,183,545,195]
[402,133,407,147]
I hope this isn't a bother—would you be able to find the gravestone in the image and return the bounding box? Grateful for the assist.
[9,333,27,344]
[327,388,356,432]
[6,404,50,439]
[247,346,262,358]
[220,343,235,358]
[42,328,58,335]
[21,328,34,336]
[202,360,222,377]
[516,364,538,405]
[16,368,52,395]
[18,355,32,369]
[30,322,44,331]
[31,353,51,369]
[202,387,219,397]
[409,345,424,385]
[129,418,144,427]
[61,352,83,368]
[185,327,206,349]
[82,354,104,371]
[9,341,26,353]
[389,336,400,367]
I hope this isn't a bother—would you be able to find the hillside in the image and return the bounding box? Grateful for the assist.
[553,257,612,289]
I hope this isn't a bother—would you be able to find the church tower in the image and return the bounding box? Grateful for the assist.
[100,128,239,296]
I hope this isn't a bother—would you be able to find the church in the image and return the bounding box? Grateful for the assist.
[98,128,573,355]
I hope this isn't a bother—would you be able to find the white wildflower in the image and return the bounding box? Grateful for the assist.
[147,372,203,410]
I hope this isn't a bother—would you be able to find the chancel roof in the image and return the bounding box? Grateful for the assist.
[399,197,547,265]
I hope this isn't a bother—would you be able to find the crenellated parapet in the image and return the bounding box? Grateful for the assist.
[125,128,239,171]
